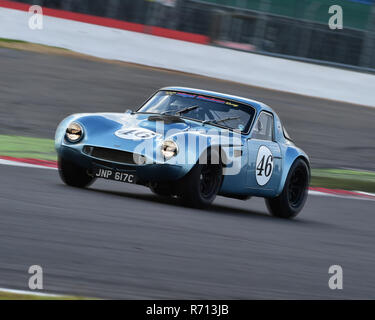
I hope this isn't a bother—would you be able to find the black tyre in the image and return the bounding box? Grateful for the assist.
[58,157,95,188]
[180,162,223,208]
[265,158,309,219]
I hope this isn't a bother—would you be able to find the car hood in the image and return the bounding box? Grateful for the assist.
[79,112,237,139]
[56,112,244,159]
[55,112,245,169]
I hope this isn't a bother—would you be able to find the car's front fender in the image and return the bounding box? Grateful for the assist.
[55,114,78,153]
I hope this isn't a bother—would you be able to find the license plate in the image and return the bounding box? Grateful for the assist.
[93,168,136,184]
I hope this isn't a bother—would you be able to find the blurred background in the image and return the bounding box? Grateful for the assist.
[15,0,375,70]
[1,0,375,300]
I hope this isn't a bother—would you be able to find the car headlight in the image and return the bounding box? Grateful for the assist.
[65,122,83,143]
[161,140,178,159]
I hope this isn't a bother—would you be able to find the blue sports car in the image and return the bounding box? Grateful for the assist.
[55,87,310,218]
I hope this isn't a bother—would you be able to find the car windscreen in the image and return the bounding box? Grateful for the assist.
[138,90,256,133]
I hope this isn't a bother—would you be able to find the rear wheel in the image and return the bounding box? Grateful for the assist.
[58,157,95,188]
[266,158,309,219]
[180,163,223,208]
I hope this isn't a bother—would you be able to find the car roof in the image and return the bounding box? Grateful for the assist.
[160,86,274,114]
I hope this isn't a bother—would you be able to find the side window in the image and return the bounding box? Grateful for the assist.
[251,112,274,141]
[283,126,293,141]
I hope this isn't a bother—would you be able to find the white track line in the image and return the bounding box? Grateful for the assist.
[308,190,374,201]
[0,287,62,298]
[354,190,375,198]
[1,158,374,201]
[0,159,56,170]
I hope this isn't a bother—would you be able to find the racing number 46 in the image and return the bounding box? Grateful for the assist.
[257,155,273,177]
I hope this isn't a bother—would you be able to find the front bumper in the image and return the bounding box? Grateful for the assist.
[58,144,188,183]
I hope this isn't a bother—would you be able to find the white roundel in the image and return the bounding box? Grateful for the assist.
[255,146,274,186]
[115,128,160,140]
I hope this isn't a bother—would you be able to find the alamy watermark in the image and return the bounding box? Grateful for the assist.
[28,5,43,30]
[122,120,244,176]
[328,5,343,30]
[328,265,343,290]
[28,265,43,290]
[27,4,343,31]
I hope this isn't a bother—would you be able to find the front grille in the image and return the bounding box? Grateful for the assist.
[83,146,137,165]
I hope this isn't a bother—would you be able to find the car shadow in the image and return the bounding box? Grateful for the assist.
[82,185,328,227]
[207,202,328,227]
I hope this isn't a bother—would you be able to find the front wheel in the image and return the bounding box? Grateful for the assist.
[180,163,223,208]
[58,157,95,188]
[265,158,309,219]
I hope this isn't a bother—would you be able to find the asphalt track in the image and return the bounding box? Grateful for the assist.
[1,165,375,299]
[0,48,375,299]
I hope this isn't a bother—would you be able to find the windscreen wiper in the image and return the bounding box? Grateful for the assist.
[203,116,240,125]
[162,105,199,116]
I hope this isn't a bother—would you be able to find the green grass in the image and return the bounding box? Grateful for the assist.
[0,135,374,193]
[0,37,27,44]
[311,168,375,193]
[0,37,68,51]
[0,135,56,161]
